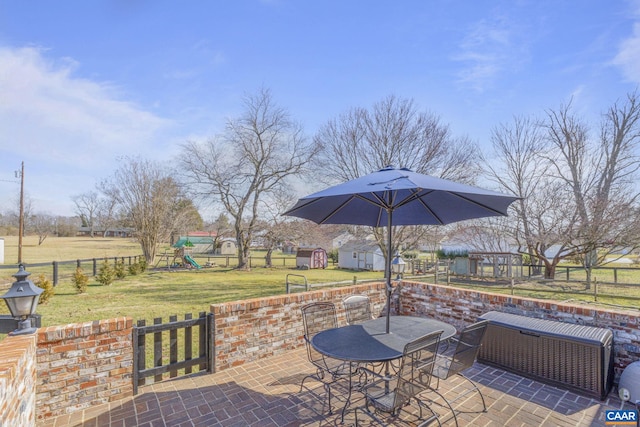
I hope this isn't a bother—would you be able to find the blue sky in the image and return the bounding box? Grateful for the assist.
[1,0,640,217]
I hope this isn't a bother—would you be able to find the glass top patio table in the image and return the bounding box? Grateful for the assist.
[311,315,457,363]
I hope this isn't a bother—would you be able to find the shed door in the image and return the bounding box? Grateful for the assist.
[312,251,325,269]
[358,252,367,269]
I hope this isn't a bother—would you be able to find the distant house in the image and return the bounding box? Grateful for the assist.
[295,248,328,269]
[77,227,134,238]
[338,241,385,271]
[281,241,297,254]
[173,236,215,254]
[331,231,355,249]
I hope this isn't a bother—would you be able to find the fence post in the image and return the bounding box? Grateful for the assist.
[92,258,97,276]
[198,311,207,371]
[76,259,81,269]
[169,314,178,378]
[134,319,146,395]
[566,267,569,282]
[614,268,618,284]
[52,261,58,286]
[153,317,163,383]
[184,313,193,375]
[594,278,598,302]
[208,312,215,373]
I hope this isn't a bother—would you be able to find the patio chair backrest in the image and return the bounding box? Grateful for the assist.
[342,294,372,325]
[392,330,443,409]
[447,319,489,377]
[301,302,338,365]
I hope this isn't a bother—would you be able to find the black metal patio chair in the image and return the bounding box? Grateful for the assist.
[343,294,373,325]
[355,330,452,426]
[431,319,489,414]
[300,302,356,414]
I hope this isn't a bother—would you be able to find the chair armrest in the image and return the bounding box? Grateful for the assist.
[439,335,459,355]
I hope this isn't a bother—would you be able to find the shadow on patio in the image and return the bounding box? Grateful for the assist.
[38,347,629,427]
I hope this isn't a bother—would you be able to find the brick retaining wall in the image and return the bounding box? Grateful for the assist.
[35,317,133,420]
[398,281,640,379]
[0,334,37,427]
[211,280,640,380]
[210,282,388,371]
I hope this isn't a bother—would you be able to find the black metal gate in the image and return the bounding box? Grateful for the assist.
[132,312,214,394]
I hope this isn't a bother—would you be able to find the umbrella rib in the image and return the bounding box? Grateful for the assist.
[452,192,510,216]
[394,189,511,224]
[394,189,446,225]
[318,194,386,224]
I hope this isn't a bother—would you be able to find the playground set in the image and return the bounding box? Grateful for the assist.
[155,239,208,269]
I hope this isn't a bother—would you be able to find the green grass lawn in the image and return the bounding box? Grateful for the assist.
[2,236,640,328]
[1,235,142,264]
[5,265,384,327]
[0,236,381,326]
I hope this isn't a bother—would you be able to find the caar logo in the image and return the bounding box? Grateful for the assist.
[605,409,638,426]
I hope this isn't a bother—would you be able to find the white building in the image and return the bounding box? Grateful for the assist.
[338,241,385,271]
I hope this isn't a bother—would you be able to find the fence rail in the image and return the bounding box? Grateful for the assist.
[0,256,144,286]
[180,254,299,269]
[132,312,213,395]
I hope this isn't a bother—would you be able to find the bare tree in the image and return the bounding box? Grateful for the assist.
[204,213,233,253]
[73,191,101,237]
[314,94,479,184]
[179,88,318,269]
[99,157,194,264]
[483,115,572,278]
[256,190,305,267]
[95,197,120,238]
[313,94,479,261]
[30,212,55,245]
[485,92,640,280]
[544,93,640,283]
[54,215,80,237]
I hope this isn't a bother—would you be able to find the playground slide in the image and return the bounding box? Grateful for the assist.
[183,254,201,269]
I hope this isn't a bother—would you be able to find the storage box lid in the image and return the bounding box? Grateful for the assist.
[479,311,613,345]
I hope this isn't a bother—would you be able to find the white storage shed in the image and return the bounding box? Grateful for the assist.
[338,241,385,271]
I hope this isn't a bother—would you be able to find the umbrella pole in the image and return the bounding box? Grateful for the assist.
[385,209,392,334]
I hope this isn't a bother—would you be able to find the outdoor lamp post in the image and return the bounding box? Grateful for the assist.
[0,264,43,335]
[391,252,406,280]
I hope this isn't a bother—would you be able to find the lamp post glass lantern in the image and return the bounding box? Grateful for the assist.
[391,252,406,280]
[1,264,43,335]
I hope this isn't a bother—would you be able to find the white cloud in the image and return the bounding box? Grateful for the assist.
[613,21,640,83]
[453,15,527,93]
[0,46,171,169]
[0,46,173,215]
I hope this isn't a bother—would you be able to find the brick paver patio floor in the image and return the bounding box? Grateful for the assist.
[39,347,630,427]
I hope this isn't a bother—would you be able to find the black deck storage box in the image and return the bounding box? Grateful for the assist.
[478,311,614,400]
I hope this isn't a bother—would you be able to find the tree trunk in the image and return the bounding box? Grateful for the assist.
[265,248,273,268]
[544,263,556,279]
[585,267,592,290]
[236,237,251,270]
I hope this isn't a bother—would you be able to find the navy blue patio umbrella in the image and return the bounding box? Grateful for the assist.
[283,166,519,333]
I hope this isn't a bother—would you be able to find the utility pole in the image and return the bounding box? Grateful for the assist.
[17,162,24,264]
